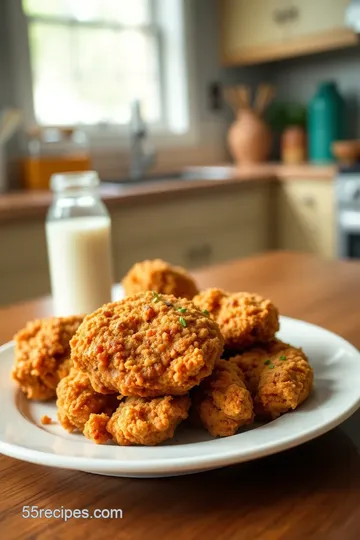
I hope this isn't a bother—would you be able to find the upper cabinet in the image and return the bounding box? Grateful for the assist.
[219,0,358,66]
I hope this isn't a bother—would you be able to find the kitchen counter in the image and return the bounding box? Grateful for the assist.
[1,251,360,539]
[184,162,337,180]
[0,163,336,222]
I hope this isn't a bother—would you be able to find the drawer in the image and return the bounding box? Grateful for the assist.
[111,186,270,245]
[0,221,48,272]
[114,223,268,281]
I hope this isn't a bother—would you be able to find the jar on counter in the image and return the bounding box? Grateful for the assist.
[23,127,92,190]
[281,125,306,164]
[308,81,344,163]
[46,171,113,316]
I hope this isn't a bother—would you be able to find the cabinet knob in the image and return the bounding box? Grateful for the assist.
[301,196,316,207]
[273,9,287,24]
[185,243,213,268]
[287,6,299,20]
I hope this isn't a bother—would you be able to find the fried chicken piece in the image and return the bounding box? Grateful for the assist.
[193,288,279,350]
[106,395,190,446]
[192,359,254,437]
[84,413,112,444]
[122,259,198,299]
[12,316,83,401]
[56,369,119,433]
[71,292,224,397]
[230,341,313,419]
[225,340,289,393]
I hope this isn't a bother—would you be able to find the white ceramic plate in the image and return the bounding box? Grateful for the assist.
[1,316,360,478]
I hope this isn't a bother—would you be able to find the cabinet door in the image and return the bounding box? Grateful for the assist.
[220,0,290,64]
[278,180,335,258]
[0,220,50,305]
[111,185,272,280]
[288,0,349,39]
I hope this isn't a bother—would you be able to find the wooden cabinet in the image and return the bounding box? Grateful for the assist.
[0,180,336,307]
[111,184,272,280]
[219,0,357,66]
[219,0,289,64]
[289,0,351,40]
[276,179,336,258]
[0,184,272,306]
[0,219,50,306]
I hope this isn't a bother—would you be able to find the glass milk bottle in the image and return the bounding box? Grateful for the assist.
[46,171,113,316]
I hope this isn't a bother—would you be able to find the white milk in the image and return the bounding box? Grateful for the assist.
[46,216,113,316]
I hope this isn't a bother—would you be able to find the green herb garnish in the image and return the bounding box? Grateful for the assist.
[279,355,286,361]
[152,291,160,303]
[177,307,187,313]
[203,309,210,316]
[269,364,275,369]
[179,316,187,327]
[264,359,271,365]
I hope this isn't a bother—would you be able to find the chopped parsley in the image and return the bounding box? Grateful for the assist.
[203,309,210,316]
[177,307,187,313]
[179,316,187,327]
[279,355,286,361]
[269,364,275,369]
[264,359,271,365]
[152,291,160,303]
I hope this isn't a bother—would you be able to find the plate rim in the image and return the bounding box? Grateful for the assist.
[1,315,360,475]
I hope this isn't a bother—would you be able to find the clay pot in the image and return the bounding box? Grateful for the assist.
[281,125,307,164]
[227,109,272,164]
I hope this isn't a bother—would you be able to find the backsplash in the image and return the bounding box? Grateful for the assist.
[268,47,360,139]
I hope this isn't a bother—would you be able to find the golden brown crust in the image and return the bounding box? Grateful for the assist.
[71,292,224,397]
[192,359,254,437]
[106,395,190,446]
[122,259,199,299]
[193,288,279,349]
[230,341,313,419]
[12,316,83,401]
[83,413,112,444]
[56,369,119,432]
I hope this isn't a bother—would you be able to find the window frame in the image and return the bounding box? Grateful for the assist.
[7,0,200,148]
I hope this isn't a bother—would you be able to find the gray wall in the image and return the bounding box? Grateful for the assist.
[0,1,15,108]
[267,47,360,138]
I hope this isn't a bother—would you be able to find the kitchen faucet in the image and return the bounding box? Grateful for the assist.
[129,100,156,180]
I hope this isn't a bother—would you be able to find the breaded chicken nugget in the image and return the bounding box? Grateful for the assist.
[230,341,313,419]
[226,340,289,393]
[122,259,198,299]
[83,413,112,444]
[193,288,279,349]
[56,369,118,433]
[12,316,83,401]
[71,292,224,397]
[106,395,190,446]
[192,359,254,437]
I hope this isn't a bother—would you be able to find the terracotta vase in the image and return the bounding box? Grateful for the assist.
[227,109,272,164]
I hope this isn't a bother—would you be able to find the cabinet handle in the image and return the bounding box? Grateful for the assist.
[185,243,213,268]
[287,6,299,20]
[301,196,316,207]
[273,9,287,24]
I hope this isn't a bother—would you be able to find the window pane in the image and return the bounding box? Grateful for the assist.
[23,0,151,24]
[28,22,76,125]
[28,23,161,125]
[75,28,161,123]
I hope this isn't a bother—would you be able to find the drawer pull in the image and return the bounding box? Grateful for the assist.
[185,243,213,268]
[301,196,316,207]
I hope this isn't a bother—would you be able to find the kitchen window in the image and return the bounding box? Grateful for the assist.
[18,0,191,137]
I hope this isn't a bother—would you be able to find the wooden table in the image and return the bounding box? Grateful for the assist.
[1,251,360,540]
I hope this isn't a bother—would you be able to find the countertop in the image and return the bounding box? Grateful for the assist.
[1,251,360,539]
[0,163,336,222]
